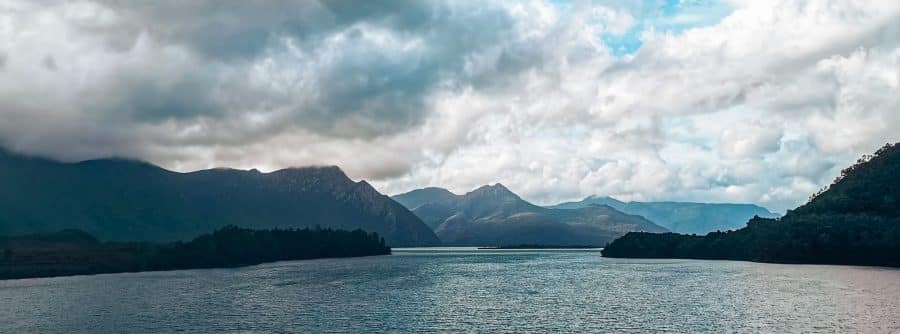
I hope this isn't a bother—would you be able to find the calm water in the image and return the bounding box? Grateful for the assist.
[1,248,899,333]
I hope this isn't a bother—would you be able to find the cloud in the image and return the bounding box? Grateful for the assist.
[718,121,783,159]
[0,0,515,140]
[0,0,899,213]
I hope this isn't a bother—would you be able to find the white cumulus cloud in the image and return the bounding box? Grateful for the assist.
[0,0,898,213]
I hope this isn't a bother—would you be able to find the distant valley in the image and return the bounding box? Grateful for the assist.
[549,196,778,235]
[393,184,667,246]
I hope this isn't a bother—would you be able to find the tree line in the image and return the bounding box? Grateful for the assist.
[602,143,900,267]
[0,226,390,279]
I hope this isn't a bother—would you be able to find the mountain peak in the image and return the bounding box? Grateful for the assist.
[471,183,513,194]
[0,153,439,246]
[274,165,349,179]
[462,183,531,214]
[392,187,459,209]
[586,194,618,201]
[580,195,626,207]
[415,187,456,195]
[490,183,510,190]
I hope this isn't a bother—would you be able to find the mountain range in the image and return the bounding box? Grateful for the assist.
[0,149,439,246]
[549,196,778,234]
[393,184,667,246]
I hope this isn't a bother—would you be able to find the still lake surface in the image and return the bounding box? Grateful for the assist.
[1,248,899,333]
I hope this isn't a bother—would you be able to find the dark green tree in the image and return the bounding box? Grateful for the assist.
[603,143,900,267]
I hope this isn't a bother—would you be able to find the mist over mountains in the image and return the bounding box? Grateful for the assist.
[0,149,439,246]
[0,146,780,248]
[393,184,666,246]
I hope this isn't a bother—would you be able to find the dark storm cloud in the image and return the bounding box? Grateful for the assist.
[110,72,223,122]
[41,0,522,137]
[3,0,900,213]
[0,0,532,178]
[97,0,436,60]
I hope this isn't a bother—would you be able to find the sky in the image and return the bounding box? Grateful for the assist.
[0,0,898,213]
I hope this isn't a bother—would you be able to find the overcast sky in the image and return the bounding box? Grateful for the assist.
[1,0,898,212]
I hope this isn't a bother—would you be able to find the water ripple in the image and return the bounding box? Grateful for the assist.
[1,249,898,333]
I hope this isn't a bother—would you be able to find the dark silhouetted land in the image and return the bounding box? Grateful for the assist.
[0,226,390,280]
[0,149,438,246]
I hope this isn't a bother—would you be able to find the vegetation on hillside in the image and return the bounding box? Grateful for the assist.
[0,149,439,246]
[0,226,390,280]
[602,143,900,267]
[549,196,777,235]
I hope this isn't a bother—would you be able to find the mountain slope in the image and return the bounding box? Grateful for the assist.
[392,187,458,210]
[550,196,778,234]
[393,184,667,246]
[602,143,900,267]
[0,149,439,246]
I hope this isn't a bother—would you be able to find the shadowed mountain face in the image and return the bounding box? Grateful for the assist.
[393,184,667,246]
[549,196,778,235]
[0,149,439,246]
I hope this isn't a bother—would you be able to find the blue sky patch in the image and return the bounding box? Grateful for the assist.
[600,0,734,56]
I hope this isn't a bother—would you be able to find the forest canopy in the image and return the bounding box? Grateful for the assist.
[0,226,390,280]
[602,143,900,267]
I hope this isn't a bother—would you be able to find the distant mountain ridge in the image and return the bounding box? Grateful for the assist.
[0,148,439,246]
[549,196,778,234]
[393,184,667,246]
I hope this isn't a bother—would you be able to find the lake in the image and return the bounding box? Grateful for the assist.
[1,248,898,333]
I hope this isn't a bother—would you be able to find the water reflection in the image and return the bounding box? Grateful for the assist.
[1,249,898,332]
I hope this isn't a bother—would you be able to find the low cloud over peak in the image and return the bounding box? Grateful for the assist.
[1,0,898,213]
